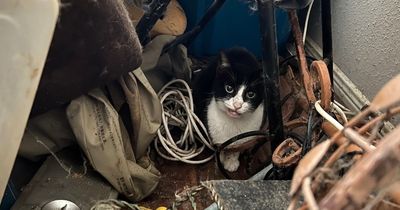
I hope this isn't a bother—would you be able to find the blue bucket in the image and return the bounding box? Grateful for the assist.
[179,0,291,57]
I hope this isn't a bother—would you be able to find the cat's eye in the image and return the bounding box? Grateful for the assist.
[246,91,256,99]
[225,84,234,93]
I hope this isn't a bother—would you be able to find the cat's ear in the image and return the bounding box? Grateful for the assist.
[256,68,265,85]
[217,52,230,73]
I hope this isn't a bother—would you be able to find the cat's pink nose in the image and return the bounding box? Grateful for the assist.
[233,102,242,110]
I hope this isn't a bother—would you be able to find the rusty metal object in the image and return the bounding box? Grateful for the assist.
[280,75,297,122]
[321,121,337,137]
[288,10,316,103]
[285,118,308,131]
[272,138,302,168]
[223,137,267,153]
[285,65,310,113]
[310,61,331,110]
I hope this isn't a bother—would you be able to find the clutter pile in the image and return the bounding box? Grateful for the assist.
[6,0,400,210]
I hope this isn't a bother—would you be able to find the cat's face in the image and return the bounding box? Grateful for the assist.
[212,51,263,118]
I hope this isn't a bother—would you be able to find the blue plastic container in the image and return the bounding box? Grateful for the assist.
[0,182,18,210]
[179,0,291,57]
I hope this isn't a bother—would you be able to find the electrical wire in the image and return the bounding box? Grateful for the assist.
[286,132,305,145]
[218,131,269,152]
[331,101,348,124]
[315,100,347,131]
[303,0,315,43]
[216,130,269,179]
[333,100,351,112]
[154,79,215,164]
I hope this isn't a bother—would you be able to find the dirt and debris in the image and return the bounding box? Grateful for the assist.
[139,159,219,209]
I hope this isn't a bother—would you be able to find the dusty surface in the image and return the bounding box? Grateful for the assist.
[203,180,291,210]
[11,148,117,210]
[139,155,262,209]
[139,159,220,209]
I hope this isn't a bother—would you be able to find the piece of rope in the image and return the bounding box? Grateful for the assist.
[172,185,204,210]
[154,79,215,164]
[29,129,88,178]
[35,139,73,177]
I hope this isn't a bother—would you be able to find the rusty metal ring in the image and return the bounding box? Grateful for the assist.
[310,60,332,110]
[272,138,302,168]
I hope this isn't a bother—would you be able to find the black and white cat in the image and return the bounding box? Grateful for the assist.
[193,47,264,172]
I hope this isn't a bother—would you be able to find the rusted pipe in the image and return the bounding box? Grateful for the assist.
[288,10,316,103]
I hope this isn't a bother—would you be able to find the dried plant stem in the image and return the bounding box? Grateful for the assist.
[303,177,319,210]
[358,106,400,134]
[343,128,375,152]
[324,106,400,168]
[288,195,299,210]
[319,125,400,210]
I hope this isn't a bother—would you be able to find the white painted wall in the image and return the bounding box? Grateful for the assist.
[307,0,400,100]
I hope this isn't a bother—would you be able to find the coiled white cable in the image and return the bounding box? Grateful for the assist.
[154,79,215,164]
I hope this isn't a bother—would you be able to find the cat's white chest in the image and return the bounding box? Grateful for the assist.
[207,98,264,145]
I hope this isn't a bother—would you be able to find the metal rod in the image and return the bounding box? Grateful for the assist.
[257,0,284,151]
[162,0,226,53]
[321,0,333,99]
[288,9,316,103]
[136,0,171,45]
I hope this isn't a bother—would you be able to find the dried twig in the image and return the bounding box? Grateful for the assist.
[302,177,318,210]
[319,125,400,210]
[342,128,375,152]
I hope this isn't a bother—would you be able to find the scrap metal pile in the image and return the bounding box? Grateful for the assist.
[270,4,400,210]
[287,74,400,210]
[264,7,400,210]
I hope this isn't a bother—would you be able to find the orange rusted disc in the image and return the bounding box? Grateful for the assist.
[310,60,332,110]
